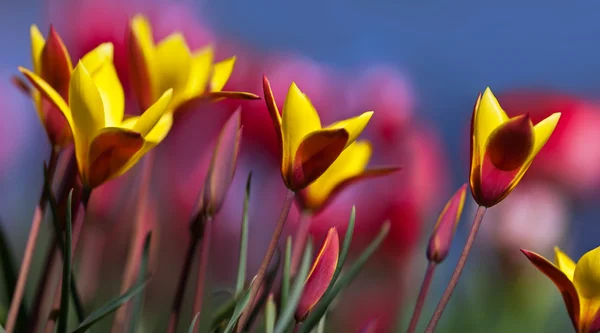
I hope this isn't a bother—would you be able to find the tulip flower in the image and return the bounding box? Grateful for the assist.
[469,88,561,207]
[263,76,373,191]
[426,184,467,264]
[128,14,257,112]
[522,246,600,333]
[19,61,173,189]
[296,228,339,322]
[24,25,114,148]
[297,140,398,213]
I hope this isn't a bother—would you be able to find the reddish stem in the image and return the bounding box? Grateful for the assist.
[406,262,436,333]
[290,211,311,277]
[192,217,213,324]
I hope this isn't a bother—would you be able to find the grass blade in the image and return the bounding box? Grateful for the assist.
[210,298,236,331]
[316,314,326,333]
[274,240,313,333]
[281,236,292,310]
[0,324,4,333]
[187,312,200,333]
[265,294,276,333]
[222,279,255,333]
[334,206,355,283]
[235,173,252,297]
[72,279,149,333]
[128,232,152,333]
[58,190,74,333]
[298,222,390,333]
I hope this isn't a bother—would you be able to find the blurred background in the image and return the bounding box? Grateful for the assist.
[2,0,600,331]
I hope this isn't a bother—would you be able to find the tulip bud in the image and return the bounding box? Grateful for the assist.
[295,228,339,322]
[426,184,467,263]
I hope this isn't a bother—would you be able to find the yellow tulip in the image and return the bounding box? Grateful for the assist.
[522,246,600,333]
[25,25,113,148]
[469,88,560,207]
[128,14,258,112]
[19,60,173,189]
[262,76,373,191]
[298,140,398,213]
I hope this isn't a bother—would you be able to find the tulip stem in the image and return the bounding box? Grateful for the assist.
[167,213,206,333]
[425,205,487,333]
[112,152,155,332]
[290,211,311,276]
[192,217,213,323]
[236,189,296,333]
[5,149,59,333]
[406,262,436,333]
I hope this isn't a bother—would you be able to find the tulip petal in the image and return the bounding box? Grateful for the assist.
[30,24,45,74]
[474,87,509,159]
[210,56,235,92]
[555,247,576,281]
[144,113,173,144]
[427,184,467,263]
[289,128,348,191]
[200,109,242,216]
[133,89,173,137]
[574,246,600,300]
[521,249,580,330]
[41,26,72,99]
[87,127,144,188]
[69,62,105,138]
[296,228,339,322]
[282,82,322,170]
[301,141,372,211]
[91,61,124,126]
[81,43,114,75]
[204,91,260,100]
[185,46,214,97]
[325,111,374,148]
[529,112,561,161]
[263,76,283,151]
[130,15,155,58]
[154,33,192,105]
[128,26,153,111]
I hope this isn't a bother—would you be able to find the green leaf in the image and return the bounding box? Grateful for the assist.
[298,222,390,333]
[281,236,292,311]
[129,232,152,333]
[222,279,255,333]
[0,324,4,333]
[265,294,276,333]
[235,173,252,297]
[188,312,200,333]
[334,206,355,283]
[274,240,313,333]
[71,279,149,333]
[58,190,74,333]
[316,314,326,333]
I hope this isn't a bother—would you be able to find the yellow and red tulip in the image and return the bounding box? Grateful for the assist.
[522,246,600,333]
[19,60,173,189]
[426,184,467,264]
[469,88,561,207]
[297,140,398,213]
[295,228,339,322]
[128,14,258,112]
[263,76,373,191]
[25,25,113,148]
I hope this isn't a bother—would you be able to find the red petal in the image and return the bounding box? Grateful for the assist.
[295,228,339,322]
[290,129,348,191]
[521,249,580,331]
[263,76,284,153]
[41,26,72,100]
[11,75,31,96]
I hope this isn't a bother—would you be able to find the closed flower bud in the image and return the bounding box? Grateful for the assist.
[426,184,467,263]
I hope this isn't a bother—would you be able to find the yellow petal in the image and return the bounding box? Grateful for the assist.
[30,24,45,74]
[91,62,124,126]
[304,141,371,209]
[282,82,322,167]
[81,43,114,74]
[69,61,106,170]
[184,46,214,98]
[531,112,561,159]
[555,247,576,281]
[144,113,173,143]
[475,87,509,159]
[19,67,73,128]
[210,56,235,92]
[325,111,373,147]
[574,246,600,299]
[153,33,192,106]
[130,14,155,55]
[133,89,173,136]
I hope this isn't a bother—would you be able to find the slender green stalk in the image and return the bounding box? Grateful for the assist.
[289,211,311,276]
[235,174,252,296]
[57,191,74,333]
[192,217,214,320]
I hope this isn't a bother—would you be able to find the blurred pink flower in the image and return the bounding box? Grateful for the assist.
[499,90,600,196]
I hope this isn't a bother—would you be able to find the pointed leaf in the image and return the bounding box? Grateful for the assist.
[274,240,313,333]
[332,206,355,285]
[235,173,252,297]
[188,312,201,333]
[210,298,236,331]
[298,222,390,333]
[205,91,260,100]
[222,280,255,333]
[281,236,292,311]
[265,294,276,333]
[71,279,149,333]
[129,232,152,333]
[58,190,74,333]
